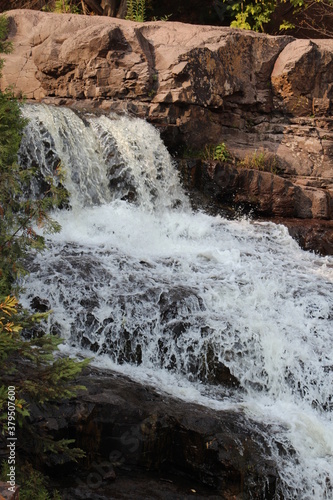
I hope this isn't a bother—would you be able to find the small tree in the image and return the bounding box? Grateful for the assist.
[0,13,89,477]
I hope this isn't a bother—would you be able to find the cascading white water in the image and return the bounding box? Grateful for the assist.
[20,105,188,211]
[19,104,333,499]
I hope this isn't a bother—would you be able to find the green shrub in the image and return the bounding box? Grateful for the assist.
[221,0,333,36]
[181,142,232,163]
[126,0,146,21]
[238,148,282,174]
[203,142,231,162]
[226,0,276,32]
[54,0,80,13]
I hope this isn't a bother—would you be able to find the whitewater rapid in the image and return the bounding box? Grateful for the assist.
[19,104,333,499]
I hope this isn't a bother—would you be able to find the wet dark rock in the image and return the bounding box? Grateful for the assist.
[27,366,281,499]
[279,218,333,255]
[23,296,52,339]
[179,159,333,255]
[30,296,51,312]
[181,160,332,220]
[28,248,239,386]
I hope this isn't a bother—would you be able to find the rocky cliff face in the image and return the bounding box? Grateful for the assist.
[1,9,333,248]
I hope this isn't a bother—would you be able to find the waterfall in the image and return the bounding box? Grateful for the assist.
[20,104,189,211]
[19,104,333,498]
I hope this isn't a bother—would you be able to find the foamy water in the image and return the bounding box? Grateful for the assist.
[19,104,333,498]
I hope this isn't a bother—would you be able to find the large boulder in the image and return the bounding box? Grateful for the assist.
[271,39,333,117]
[1,10,289,106]
[25,366,281,499]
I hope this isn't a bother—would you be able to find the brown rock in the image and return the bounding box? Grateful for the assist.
[0,483,19,500]
[180,159,333,253]
[273,218,333,255]
[203,162,332,219]
[271,39,333,117]
[1,10,290,109]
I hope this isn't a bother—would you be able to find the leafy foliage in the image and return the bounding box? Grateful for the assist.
[126,0,147,21]
[221,0,333,35]
[54,0,81,13]
[0,90,26,171]
[224,0,276,31]
[182,141,232,162]
[0,15,12,56]
[1,461,62,500]
[0,21,68,295]
[238,148,282,174]
[203,142,231,162]
[0,295,89,417]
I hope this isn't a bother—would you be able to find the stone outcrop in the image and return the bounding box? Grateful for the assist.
[271,39,333,117]
[1,10,291,105]
[26,367,281,499]
[1,9,333,249]
[200,162,332,219]
[179,159,333,254]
